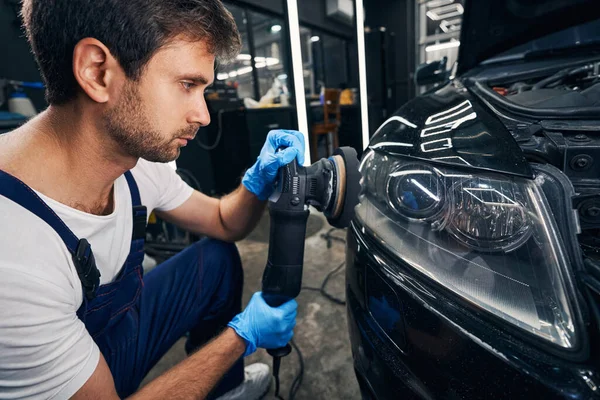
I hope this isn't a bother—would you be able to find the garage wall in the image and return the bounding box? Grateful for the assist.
[231,0,354,38]
[297,0,354,39]
[0,0,359,112]
[364,0,416,123]
[230,0,284,15]
[0,2,46,111]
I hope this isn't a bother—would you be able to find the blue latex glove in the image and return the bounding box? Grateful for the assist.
[242,129,306,200]
[227,292,298,357]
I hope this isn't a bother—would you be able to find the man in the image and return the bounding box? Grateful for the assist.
[0,0,304,399]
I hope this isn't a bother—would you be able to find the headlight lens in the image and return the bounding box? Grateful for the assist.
[358,150,577,348]
[446,177,532,252]
[387,164,446,221]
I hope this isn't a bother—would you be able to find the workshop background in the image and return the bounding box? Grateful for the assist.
[0,0,464,398]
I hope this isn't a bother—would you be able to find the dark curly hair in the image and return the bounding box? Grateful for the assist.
[21,0,241,105]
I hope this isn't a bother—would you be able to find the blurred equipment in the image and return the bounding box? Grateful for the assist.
[310,88,341,161]
[339,86,355,105]
[243,77,290,109]
[326,0,354,26]
[364,26,398,129]
[0,79,44,118]
[414,56,449,87]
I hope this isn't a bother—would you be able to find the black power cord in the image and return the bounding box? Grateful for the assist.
[277,261,346,400]
[320,227,347,249]
[282,229,347,399]
[274,360,285,400]
[302,260,346,306]
[277,229,348,400]
[195,109,224,151]
[273,338,305,400]
[289,339,304,400]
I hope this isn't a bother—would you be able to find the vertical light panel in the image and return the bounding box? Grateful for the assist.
[355,0,370,149]
[286,0,311,165]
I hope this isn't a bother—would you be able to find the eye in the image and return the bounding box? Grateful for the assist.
[181,81,196,91]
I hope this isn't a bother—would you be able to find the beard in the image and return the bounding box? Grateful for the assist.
[102,81,198,163]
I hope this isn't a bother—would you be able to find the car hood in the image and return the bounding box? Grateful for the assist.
[369,82,533,178]
[457,0,600,74]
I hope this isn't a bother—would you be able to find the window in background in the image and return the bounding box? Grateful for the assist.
[300,27,348,97]
[216,4,256,100]
[417,0,463,93]
[322,34,348,90]
[250,12,290,101]
[300,26,326,98]
[300,26,314,96]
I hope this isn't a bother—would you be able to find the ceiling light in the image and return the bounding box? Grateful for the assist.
[217,73,228,80]
[425,40,460,52]
[310,36,320,42]
[236,54,252,61]
[440,18,462,33]
[426,0,453,8]
[426,3,463,20]
[271,24,282,33]
[236,66,254,75]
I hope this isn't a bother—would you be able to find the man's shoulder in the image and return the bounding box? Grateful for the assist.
[0,195,78,290]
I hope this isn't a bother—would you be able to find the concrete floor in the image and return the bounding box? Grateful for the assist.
[140,208,361,399]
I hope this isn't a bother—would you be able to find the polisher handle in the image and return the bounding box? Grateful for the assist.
[262,159,308,363]
[262,209,304,365]
[262,158,309,305]
[261,206,309,305]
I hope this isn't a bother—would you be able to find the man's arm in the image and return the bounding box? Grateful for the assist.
[134,328,245,399]
[157,129,306,242]
[156,184,265,242]
[73,328,245,400]
[74,292,296,399]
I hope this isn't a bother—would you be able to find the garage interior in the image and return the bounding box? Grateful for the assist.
[3,0,600,399]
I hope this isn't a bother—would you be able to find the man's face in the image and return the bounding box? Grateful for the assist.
[102,37,214,163]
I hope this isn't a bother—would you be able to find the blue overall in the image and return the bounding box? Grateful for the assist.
[0,169,244,398]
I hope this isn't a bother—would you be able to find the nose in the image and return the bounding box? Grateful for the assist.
[188,95,211,127]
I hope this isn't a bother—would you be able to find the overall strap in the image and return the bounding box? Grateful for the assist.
[0,169,100,299]
[124,171,147,241]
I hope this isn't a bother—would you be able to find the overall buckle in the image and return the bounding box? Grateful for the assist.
[132,205,147,241]
[73,238,101,300]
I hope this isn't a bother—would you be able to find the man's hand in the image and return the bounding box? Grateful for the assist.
[242,129,306,200]
[227,292,298,357]
[158,130,306,241]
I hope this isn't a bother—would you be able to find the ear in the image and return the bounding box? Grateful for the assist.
[72,38,124,104]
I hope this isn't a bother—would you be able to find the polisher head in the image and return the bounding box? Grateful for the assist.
[324,147,361,229]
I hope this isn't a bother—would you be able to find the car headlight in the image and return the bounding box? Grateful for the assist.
[357,150,577,349]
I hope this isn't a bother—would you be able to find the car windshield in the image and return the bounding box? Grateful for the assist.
[484,19,600,63]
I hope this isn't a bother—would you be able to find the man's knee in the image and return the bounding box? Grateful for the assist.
[193,238,243,283]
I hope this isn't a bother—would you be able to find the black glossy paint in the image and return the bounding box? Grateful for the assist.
[368,82,533,179]
[457,0,600,75]
[347,55,600,397]
[346,222,599,399]
[348,2,600,398]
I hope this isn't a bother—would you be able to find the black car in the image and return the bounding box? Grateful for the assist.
[347,1,600,398]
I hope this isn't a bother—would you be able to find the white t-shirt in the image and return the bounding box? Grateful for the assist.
[0,159,194,399]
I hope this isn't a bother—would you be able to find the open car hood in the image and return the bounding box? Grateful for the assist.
[457,0,600,75]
